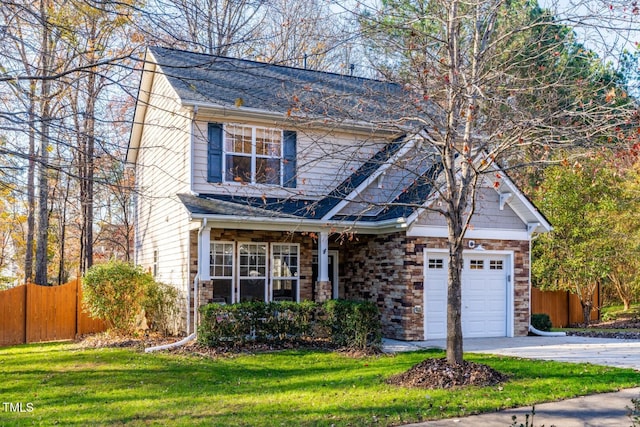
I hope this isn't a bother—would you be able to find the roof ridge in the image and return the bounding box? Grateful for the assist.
[148,45,396,85]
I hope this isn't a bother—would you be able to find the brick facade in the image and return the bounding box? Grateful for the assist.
[188,228,531,341]
[341,233,531,340]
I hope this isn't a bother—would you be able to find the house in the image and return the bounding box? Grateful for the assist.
[126,46,551,340]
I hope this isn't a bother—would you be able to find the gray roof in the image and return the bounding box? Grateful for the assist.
[148,46,405,122]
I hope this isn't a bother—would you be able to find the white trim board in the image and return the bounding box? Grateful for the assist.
[408,225,530,241]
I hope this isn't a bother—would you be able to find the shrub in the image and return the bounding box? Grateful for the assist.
[197,300,382,350]
[197,301,319,346]
[83,261,176,335]
[144,281,180,335]
[531,313,553,332]
[324,299,382,350]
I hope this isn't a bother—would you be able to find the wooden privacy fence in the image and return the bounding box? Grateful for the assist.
[0,279,106,346]
[531,287,600,328]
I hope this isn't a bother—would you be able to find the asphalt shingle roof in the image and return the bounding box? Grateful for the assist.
[148,46,405,122]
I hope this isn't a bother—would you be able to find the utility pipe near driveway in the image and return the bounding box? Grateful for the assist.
[528,324,566,337]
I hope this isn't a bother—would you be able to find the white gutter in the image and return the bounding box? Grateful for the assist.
[194,218,207,335]
[526,232,562,336]
[181,100,402,136]
[189,213,408,234]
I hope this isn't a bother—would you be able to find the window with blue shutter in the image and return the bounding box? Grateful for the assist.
[207,123,223,183]
[208,123,296,187]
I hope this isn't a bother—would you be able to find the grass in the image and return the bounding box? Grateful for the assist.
[1,342,639,426]
[601,304,640,321]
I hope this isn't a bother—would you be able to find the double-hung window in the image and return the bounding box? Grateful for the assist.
[224,125,282,185]
[271,244,299,301]
[238,243,268,302]
[210,242,234,304]
[207,123,297,187]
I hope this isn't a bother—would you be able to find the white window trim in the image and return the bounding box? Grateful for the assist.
[209,241,235,304]
[271,243,300,302]
[222,124,283,186]
[237,242,269,302]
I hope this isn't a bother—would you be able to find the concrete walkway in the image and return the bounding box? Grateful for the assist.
[383,336,640,426]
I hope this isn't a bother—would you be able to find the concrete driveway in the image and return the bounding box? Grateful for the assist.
[383,335,640,426]
[383,335,640,369]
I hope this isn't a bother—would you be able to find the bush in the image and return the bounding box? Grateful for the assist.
[198,301,319,346]
[324,299,382,350]
[144,281,180,335]
[197,299,382,350]
[83,261,178,335]
[531,313,553,332]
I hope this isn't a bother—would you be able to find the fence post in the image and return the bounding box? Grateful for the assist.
[23,284,27,344]
[24,283,29,344]
[75,279,79,338]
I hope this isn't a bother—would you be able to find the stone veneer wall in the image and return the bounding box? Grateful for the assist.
[341,233,530,341]
[189,229,315,309]
[187,228,531,341]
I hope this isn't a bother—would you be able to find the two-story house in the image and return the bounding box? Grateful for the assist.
[127,46,551,340]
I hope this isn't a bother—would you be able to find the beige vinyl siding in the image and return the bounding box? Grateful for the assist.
[416,187,526,230]
[191,118,387,198]
[336,146,435,217]
[135,71,193,301]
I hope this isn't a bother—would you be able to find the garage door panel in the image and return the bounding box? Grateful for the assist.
[425,253,508,340]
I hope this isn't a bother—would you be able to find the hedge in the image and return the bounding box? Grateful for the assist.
[198,300,382,350]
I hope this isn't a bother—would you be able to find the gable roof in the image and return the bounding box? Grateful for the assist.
[130,46,551,236]
[127,46,407,165]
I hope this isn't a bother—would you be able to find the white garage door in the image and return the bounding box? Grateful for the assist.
[424,252,509,339]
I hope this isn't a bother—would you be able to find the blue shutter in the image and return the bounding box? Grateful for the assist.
[207,123,223,183]
[283,131,297,188]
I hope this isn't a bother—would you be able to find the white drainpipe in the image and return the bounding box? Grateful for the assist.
[146,218,207,353]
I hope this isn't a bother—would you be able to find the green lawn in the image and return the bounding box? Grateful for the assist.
[601,304,640,321]
[1,342,639,426]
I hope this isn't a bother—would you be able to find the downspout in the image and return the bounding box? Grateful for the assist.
[194,217,207,335]
[145,211,208,353]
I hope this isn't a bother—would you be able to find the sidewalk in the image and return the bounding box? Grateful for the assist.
[382,336,640,426]
[404,388,640,426]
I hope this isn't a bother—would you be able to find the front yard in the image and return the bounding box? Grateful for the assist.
[1,341,639,426]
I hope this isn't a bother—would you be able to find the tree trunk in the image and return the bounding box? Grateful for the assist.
[582,301,592,327]
[446,240,464,364]
[24,99,36,284]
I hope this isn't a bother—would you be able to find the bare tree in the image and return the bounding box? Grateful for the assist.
[0,0,142,283]
[151,0,267,56]
[255,0,349,71]
[354,0,639,363]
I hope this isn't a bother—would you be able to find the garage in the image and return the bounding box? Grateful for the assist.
[424,251,512,339]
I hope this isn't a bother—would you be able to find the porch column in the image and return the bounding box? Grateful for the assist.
[315,231,331,302]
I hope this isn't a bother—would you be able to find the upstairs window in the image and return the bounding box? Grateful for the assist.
[225,125,282,185]
[208,123,297,187]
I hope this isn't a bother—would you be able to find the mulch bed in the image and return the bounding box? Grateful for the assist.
[75,332,345,357]
[386,358,509,389]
